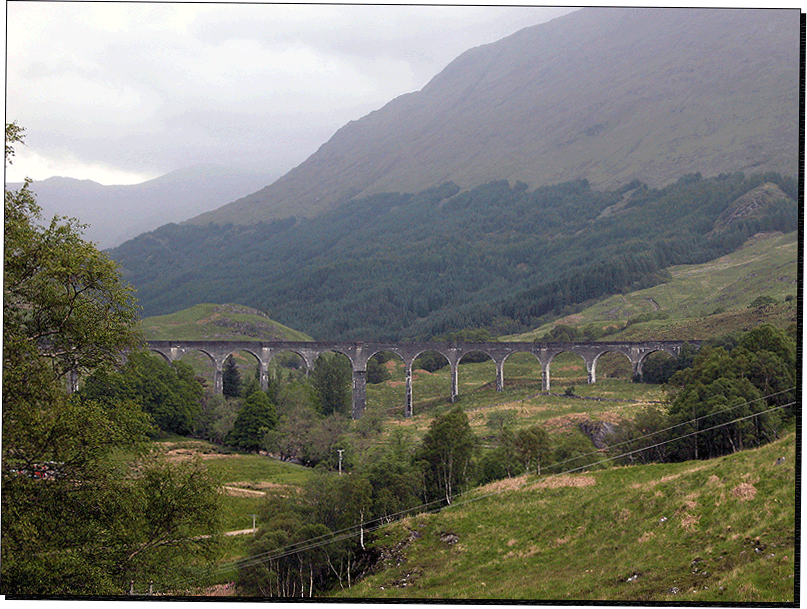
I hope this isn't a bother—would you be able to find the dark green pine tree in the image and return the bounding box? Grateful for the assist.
[311,354,352,416]
[226,391,278,452]
[222,354,241,398]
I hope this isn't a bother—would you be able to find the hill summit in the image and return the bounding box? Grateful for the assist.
[141,303,312,342]
[189,7,799,225]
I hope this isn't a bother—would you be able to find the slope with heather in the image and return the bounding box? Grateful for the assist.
[512,230,799,343]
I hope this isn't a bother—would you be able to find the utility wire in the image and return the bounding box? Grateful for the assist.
[445,400,796,513]
[174,394,798,592]
[547,385,796,473]
[169,390,797,594]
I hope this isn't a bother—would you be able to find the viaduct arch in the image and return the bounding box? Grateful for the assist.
[146,340,698,420]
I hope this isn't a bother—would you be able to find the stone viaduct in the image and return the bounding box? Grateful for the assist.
[146,340,696,420]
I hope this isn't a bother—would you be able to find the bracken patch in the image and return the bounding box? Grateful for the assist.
[680,512,701,531]
[531,475,596,489]
[478,475,531,494]
[732,482,757,501]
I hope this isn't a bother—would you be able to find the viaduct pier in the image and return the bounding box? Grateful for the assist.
[146,340,696,419]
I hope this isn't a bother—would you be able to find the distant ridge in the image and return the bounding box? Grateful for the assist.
[9,165,273,249]
[189,7,800,226]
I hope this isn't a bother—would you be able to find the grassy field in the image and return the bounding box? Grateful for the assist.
[139,229,798,599]
[334,430,797,602]
[513,231,798,342]
[366,350,665,446]
[147,351,796,601]
[150,437,312,533]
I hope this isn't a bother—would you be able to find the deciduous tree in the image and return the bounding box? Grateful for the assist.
[513,425,551,475]
[80,352,204,435]
[415,406,476,505]
[2,123,221,595]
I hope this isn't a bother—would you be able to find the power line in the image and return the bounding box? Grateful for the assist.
[177,396,799,592]
[447,400,797,513]
[547,385,797,473]
[169,389,797,594]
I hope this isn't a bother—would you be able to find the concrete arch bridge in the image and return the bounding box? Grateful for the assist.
[146,340,697,419]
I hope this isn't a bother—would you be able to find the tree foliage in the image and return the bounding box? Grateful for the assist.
[512,425,552,475]
[79,351,204,435]
[265,380,322,462]
[2,124,221,596]
[358,428,422,521]
[236,475,370,597]
[4,141,142,385]
[311,353,352,417]
[664,325,794,461]
[111,172,798,341]
[222,354,242,398]
[415,406,476,505]
[366,354,391,384]
[226,390,278,452]
[610,324,796,464]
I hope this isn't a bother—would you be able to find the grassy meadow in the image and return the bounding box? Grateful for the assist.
[366,349,666,445]
[514,231,798,341]
[335,430,797,602]
[141,302,312,342]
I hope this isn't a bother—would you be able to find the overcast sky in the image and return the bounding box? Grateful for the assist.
[5,2,581,185]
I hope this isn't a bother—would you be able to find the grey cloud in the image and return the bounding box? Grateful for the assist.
[6,2,576,184]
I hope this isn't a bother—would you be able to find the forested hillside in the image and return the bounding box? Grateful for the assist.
[112,171,797,341]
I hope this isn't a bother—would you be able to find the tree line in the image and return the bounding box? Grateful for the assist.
[3,124,221,595]
[232,321,798,596]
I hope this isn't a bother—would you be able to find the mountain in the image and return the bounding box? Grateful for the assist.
[109,6,799,341]
[188,7,800,226]
[8,165,274,249]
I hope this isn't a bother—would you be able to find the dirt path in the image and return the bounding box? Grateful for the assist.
[222,485,266,497]
[224,528,257,537]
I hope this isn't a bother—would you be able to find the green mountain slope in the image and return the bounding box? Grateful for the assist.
[514,230,799,342]
[337,431,796,602]
[113,172,797,341]
[141,303,312,342]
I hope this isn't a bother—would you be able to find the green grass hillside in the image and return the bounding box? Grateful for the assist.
[337,431,797,602]
[141,303,312,342]
[512,231,798,342]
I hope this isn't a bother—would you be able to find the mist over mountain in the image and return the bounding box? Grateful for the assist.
[9,165,273,249]
[189,7,800,226]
